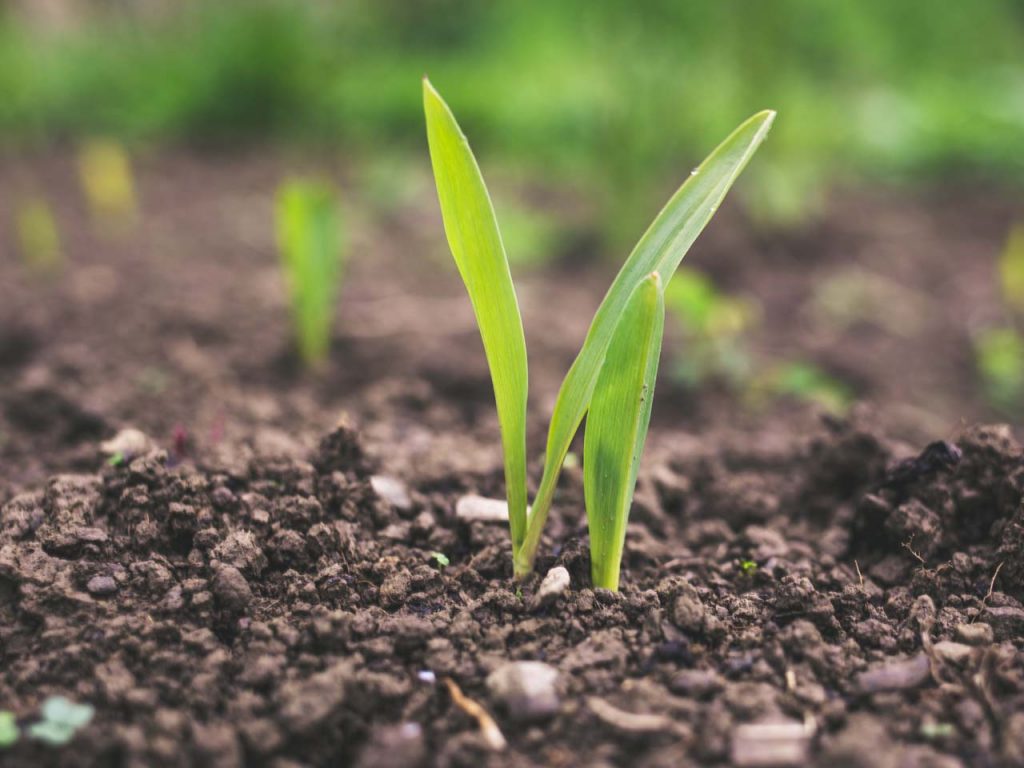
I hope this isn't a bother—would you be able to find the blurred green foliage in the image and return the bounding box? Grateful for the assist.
[0,0,1021,237]
[275,178,345,368]
[15,196,62,275]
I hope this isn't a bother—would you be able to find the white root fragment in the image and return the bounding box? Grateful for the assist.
[443,677,507,751]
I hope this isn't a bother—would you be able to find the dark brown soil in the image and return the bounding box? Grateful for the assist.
[1,150,1023,766]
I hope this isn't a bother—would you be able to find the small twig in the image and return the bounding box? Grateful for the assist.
[902,539,926,565]
[972,561,1004,624]
[443,677,506,751]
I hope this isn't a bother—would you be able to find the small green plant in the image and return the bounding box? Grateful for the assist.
[77,138,138,234]
[275,178,346,369]
[27,697,93,746]
[424,78,773,588]
[15,197,63,276]
[430,551,450,568]
[665,267,757,387]
[0,711,18,748]
[974,225,1024,413]
[739,558,758,576]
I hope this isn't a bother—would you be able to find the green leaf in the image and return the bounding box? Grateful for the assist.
[583,272,664,590]
[423,79,529,553]
[519,109,775,572]
[276,178,345,368]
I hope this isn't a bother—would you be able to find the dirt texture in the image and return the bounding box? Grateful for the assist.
[1,151,1023,766]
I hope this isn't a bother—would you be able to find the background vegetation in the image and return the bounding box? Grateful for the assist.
[2,0,1022,235]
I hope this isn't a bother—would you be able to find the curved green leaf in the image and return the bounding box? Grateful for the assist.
[584,272,664,590]
[519,109,775,572]
[423,79,529,550]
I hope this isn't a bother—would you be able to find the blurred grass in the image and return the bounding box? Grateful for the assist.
[1,0,1022,237]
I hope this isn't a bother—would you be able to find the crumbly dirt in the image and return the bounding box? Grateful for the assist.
[1,415,1023,767]
[1,151,1023,766]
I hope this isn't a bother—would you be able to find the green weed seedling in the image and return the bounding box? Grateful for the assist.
[275,178,346,369]
[27,697,93,746]
[424,78,773,589]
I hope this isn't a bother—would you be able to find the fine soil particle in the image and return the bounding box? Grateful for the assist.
[1,415,1022,767]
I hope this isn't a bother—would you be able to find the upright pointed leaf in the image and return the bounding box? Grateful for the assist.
[584,272,665,590]
[423,79,529,551]
[519,109,775,571]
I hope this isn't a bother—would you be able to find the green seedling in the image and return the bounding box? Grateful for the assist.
[430,551,450,568]
[0,711,18,748]
[974,225,1024,413]
[766,361,852,414]
[77,139,137,234]
[27,697,93,746]
[975,327,1024,413]
[424,78,773,587]
[15,197,62,276]
[665,267,757,388]
[275,178,346,369]
[739,558,758,576]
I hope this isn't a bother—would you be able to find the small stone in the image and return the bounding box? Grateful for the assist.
[486,661,560,721]
[855,654,931,694]
[455,495,509,522]
[731,718,811,767]
[100,428,154,461]
[87,575,118,596]
[212,565,252,613]
[531,566,570,609]
[586,697,671,733]
[955,623,994,646]
[371,475,412,511]
[669,669,723,698]
[932,641,973,666]
[983,605,1024,641]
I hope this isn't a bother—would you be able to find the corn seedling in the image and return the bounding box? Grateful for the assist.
[275,178,346,369]
[77,139,137,234]
[424,78,773,587]
[15,197,62,276]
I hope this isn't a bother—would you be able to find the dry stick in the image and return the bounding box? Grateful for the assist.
[442,677,507,751]
[902,538,926,565]
[972,561,1005,624]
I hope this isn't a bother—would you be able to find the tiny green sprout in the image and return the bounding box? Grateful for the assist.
[28,697,94,747]
[739,558,758,576]
[0,711,18,748]
[920,721,955,740]
[275,178,347,369]
[77,138,137,234]
[665,267,756,388]
[16,197,63,276]
[430,551,450,568]
[769,361,852,414]
[998,223,1024,313]
[106,451,125,467]
[975,327,1024,414]
[424,78,774,587]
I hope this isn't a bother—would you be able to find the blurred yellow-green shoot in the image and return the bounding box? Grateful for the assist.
[975,327,1024,414]
[275,178,346,369]
[16,197,63,276]
[998,224,1024,313]
[77,139,138,234]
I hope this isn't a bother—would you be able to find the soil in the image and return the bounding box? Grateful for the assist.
[1,150,1023,766]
